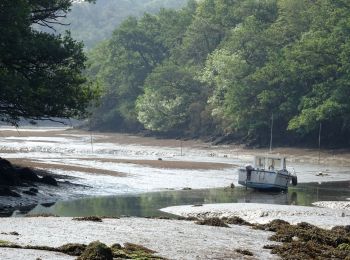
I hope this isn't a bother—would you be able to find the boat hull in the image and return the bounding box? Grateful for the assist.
[238,168,292,191]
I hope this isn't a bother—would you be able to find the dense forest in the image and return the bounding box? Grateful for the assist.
[86,0,350,147]
[54,0,188,48]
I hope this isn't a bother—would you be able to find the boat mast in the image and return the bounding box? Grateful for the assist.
[269,112,274,153]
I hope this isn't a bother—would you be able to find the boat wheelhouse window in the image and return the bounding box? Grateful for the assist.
[255,157,265,169]
[267,158,282,170]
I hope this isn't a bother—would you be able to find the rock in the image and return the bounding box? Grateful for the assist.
[110,243,122,250]
[23,190,37,196]
[58,243,87,256]
[0,158,19,185]
[0,187,21,197]
[40,176,58,186]
[77,241,113,260]
[72,216,103,222]
[29,188,38,193]
[235,249,253,256]
[16,167,40,182]
[195,217,230,228]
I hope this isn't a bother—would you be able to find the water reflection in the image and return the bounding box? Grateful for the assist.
[10,181,350,218]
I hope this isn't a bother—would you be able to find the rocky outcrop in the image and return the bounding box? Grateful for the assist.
[0,157,58,196]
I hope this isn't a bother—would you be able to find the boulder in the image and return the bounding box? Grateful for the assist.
[40,176,58,186]
[77,241,113,260]
[16,167,40,182]
[0,158,19,185]
[0,187,21,197]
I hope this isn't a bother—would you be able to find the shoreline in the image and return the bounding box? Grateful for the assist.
[0,127,350,216]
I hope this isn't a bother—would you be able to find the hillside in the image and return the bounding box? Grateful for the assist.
[59,0,188,48]
[87,0,350,148]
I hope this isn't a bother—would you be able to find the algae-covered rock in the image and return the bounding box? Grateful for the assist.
[235,248,253,256]
[195,217,229,228]
[223,216,252,226]
[112,242,163,259]
[58,243,86,256]
[124,243,156,254]
[77,241,113,260]
[266,221,350,259]
[338,243,350,250]
[72,216,102,222]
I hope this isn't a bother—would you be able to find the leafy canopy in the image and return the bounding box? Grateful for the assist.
[0,0,97,125]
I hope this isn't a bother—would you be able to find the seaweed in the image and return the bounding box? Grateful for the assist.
[235,249,253,256]
[261,220,350,259]
[195,217,230,228]
[72,216,103,222]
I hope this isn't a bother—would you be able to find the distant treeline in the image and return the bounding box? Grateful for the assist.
[53,0,188,49]
[87,0,350,147]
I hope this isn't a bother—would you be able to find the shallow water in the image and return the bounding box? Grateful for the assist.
[12,181,350,217]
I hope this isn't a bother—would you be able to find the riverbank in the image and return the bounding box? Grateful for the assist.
[161,202,350,229]
[0,127,350,259]
[0,216,278,260]
[0,127,350,214]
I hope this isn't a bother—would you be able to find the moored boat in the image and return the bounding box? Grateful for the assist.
[238,155,297,191]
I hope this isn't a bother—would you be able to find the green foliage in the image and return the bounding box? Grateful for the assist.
[136,63,204,132]
[88,0,350,146]
[0,0,97,125]
[53,0,189,49]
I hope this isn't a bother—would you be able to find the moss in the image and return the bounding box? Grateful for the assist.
[195,217,229,228]
[72,216,103,222]
[77,241,113,260]
[235,249,253,256]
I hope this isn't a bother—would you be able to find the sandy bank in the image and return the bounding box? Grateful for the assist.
[0,217,277,260]
[161,203,350,229]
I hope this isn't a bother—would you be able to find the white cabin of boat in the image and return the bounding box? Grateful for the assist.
[238,155,297,191]
[253,155,287,171]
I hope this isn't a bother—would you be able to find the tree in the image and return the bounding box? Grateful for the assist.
[0,0,97,125]
[136,62,204,132]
